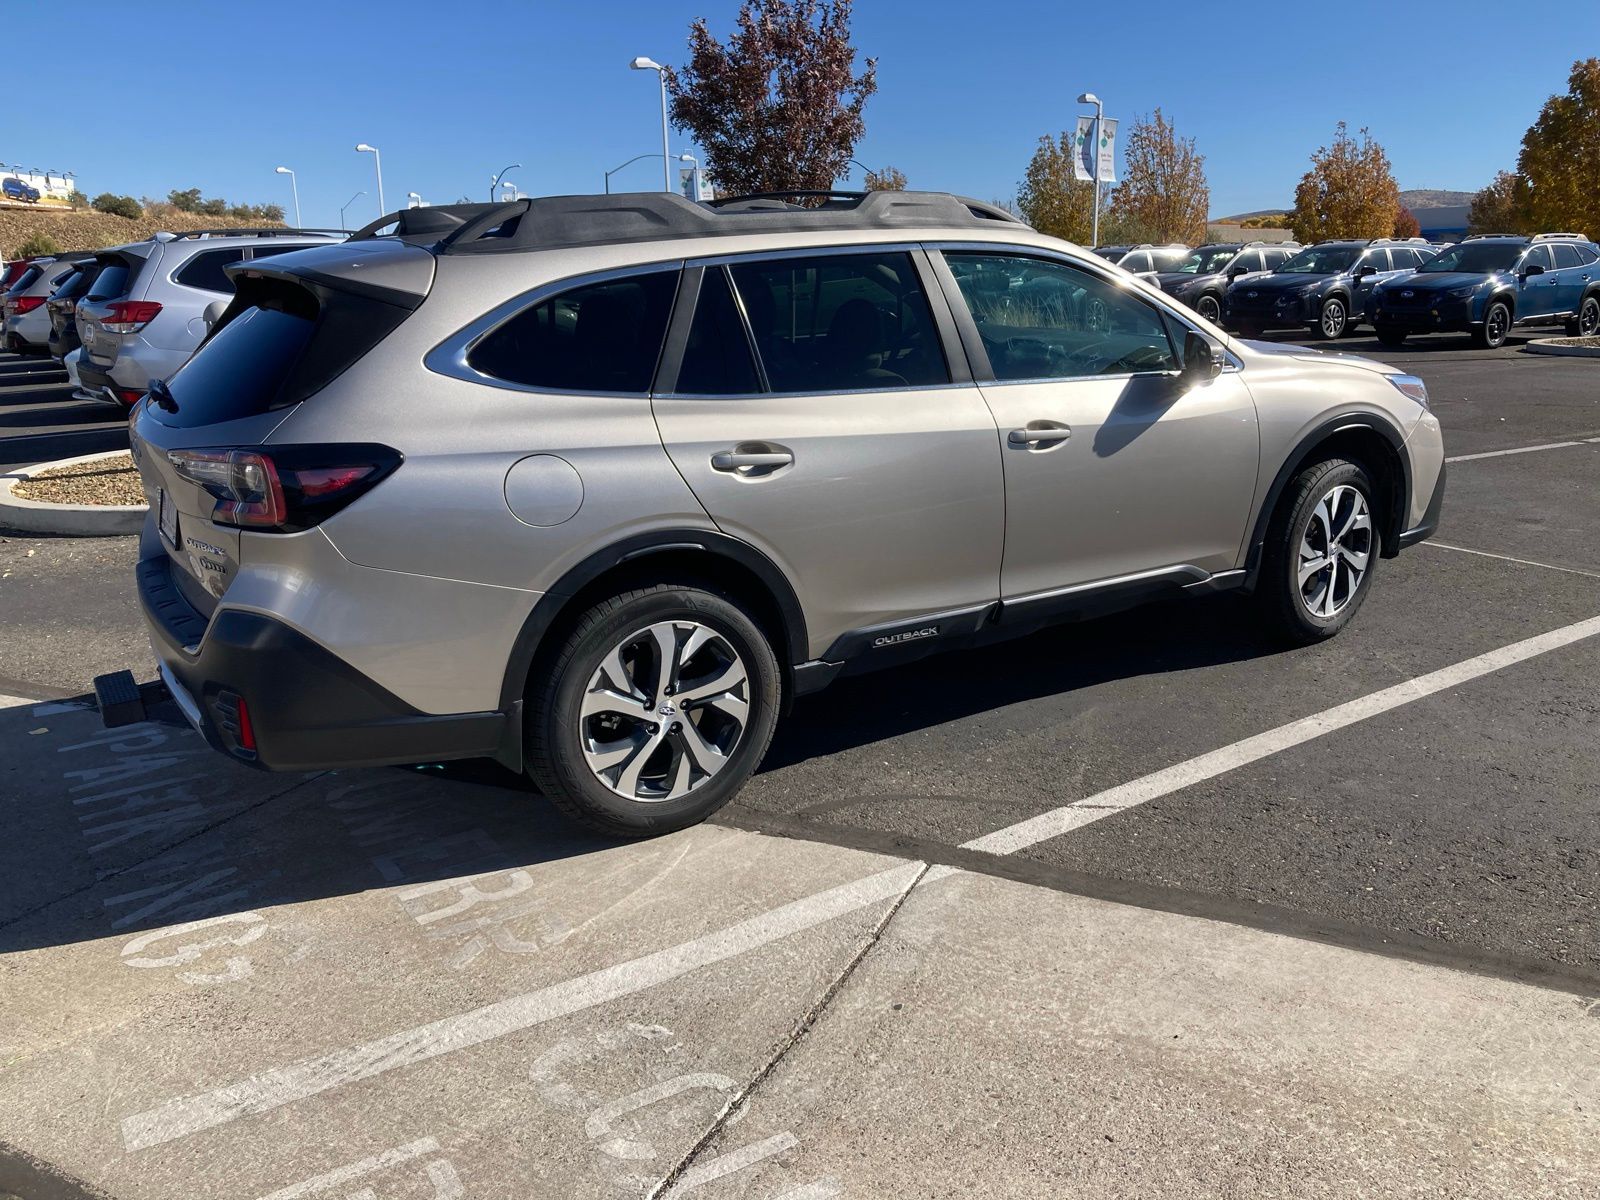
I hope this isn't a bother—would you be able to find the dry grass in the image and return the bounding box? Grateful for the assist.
[13,453,146,507]
[3,204,286,258]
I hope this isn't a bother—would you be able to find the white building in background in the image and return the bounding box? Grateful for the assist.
[0,164,79,202]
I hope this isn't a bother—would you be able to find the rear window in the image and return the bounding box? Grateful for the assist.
[163,294,316,426]
[7,266,42,294]
[467,270,678,393]
[86,263,131,300]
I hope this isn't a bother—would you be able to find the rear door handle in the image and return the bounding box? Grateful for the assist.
[1008,425,1072,447]
[711,448,793,472]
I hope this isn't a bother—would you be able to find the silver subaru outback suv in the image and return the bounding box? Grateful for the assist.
[124,191,1445,836]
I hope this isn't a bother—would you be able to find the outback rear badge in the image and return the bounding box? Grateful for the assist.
[874,626,939,649]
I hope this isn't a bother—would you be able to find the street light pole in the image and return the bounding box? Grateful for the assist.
[339,190,367,232]
[604,152,695,195]
[355,144,384,216]
[490,163,521,203]
[1078,92,1103,248]
[630,58,672,192]
[274,166,301,227]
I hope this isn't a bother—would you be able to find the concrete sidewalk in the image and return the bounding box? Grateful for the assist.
[1,696,1595,1198]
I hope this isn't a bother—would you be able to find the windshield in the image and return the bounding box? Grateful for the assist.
[1277,247,1360,274]
[1169,247,1240,276]
[1417,243,1522,274]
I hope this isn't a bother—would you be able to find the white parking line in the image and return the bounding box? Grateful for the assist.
[120,860,925,1151]
[959,613,1600,856]
[1446,436,1600,463]
[255,1138,441,1200]
[118,613,1600,1154]
[1420,542,1600,580]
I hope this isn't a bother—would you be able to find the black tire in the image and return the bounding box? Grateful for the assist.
[1573,294,1600,339]
[1375,325,1408,348]
[1195,293,1222,325]
[1309,295,1348,340]
[1472,300,1511,348]
[1256,458,1381,645]
[525,583,781,838]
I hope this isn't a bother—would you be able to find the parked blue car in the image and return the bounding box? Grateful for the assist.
[2,176,42,203]
[1369,234,1600,348]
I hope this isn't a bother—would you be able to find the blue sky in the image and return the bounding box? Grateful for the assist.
[5,0,1595,227]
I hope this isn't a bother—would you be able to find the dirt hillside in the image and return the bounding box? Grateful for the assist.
[2,205,288,258]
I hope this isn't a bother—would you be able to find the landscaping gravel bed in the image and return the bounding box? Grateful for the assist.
[11,452,145,506]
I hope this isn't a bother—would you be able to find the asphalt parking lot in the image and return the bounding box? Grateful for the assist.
[2,330,1598,1198]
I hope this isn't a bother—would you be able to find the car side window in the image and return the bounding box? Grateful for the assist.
[1390,248,1419,270]
[174,249,247,295]
[676,266,761,396]
[726,252,949,393]
[1550,243,1582,269]
[467,269,678,393]
[1574,244,1600,266]
[1361,250,1391,272]
[1238,252,1266,273]
[1520,245,1553,272]
[1120,251,1150,273]
[944,251,1178,381]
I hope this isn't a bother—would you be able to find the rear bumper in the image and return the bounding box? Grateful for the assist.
[76,362,141,406]
[137,550,521,773]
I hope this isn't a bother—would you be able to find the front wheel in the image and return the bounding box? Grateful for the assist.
[525,584,781,837]
[1310,296,1348,340]
[1472,300,1511,348]
[1256,458,1380,644]
[1195,294,1222,325]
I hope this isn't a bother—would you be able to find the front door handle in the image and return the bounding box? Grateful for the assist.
[711,446,794,473]
[1008,424,1072,447]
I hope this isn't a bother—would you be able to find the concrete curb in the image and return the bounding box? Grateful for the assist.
[1525,337,1600,358]
[0,449,146,536]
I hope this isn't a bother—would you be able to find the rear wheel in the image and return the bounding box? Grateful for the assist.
[1256,458,1380,644]
[1568,294,1600,338]
[1375,325,1408,348]
[1309,296,1348,340]
[1472,300,1511,348]
[526,584,781,838]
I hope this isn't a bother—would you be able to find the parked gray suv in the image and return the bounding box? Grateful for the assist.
[124,191,1446,836]
[75,228,342,406]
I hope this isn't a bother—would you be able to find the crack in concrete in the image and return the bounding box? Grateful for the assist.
[646,859,931,1199]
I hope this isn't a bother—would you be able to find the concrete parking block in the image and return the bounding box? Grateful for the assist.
[692,868,1600,1199]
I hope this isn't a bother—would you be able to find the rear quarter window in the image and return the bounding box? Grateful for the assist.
[174,249,248,294]
[86,263,131,300]
[162,292,316,426]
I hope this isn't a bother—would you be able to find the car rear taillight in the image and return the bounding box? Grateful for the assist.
[116,388,145,407]
[11,295,45,314]
[100,300,162,333]
[165,444,402,533]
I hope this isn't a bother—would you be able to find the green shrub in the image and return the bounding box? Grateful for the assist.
[14,232,61,258]
[92,193,143,219]
[67,189,87,208]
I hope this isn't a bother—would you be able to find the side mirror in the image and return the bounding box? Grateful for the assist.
[1522,263,1545,278]
[1181,331,1223,386]
[1226,267,1246,280]
[1354,264,1378,279]
[201,298,229,331]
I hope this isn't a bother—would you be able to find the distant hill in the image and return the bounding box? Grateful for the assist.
[3,205,286,258]
[1400,189,1474,210]
[1215,208,1289,222]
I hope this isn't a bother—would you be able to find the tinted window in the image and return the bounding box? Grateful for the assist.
[728,252,948,392]
[6,266,42,294]
[1360,250,1391,271]
[1520,245,1553,272]
[1236,252,1265,273]
[174,249,247,294]
[945,252,1177,381]
[1279,246,1360,273]
[1149,248,1190,271]
[1575,244,1600,265]
[1418,242,1521,273]
[676,266,760,395]
[467,270,677,393]
[1389,248,1418,270]
[250,243,321,261]
[165,293,316,424]
[1120,252,1150,273]
[1550,243,1583,269]
[86,262,131,299]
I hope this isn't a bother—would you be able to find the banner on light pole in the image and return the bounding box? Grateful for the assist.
[1072,116,1117,184]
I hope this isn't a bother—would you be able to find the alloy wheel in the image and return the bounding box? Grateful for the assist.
[1197,295,1221,324]
[1321,298,1346,338]
[1486,304,1509,346]
[579,620,750,802]
[1580,297,1600,337]
[1298,484,1372,619]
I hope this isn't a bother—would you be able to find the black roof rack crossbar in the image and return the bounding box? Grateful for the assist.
[346,189,1028,256]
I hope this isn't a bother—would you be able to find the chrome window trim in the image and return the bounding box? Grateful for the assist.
[425,260,686,397]
[659,380,981,402]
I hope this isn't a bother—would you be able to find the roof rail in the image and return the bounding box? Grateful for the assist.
[1531,232,1589,242]
[1370,237,1432,246]
[1243,239,1300,248]
[348,189,1029,255]
[1462,232,1524,240]
[154,227,346,242]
